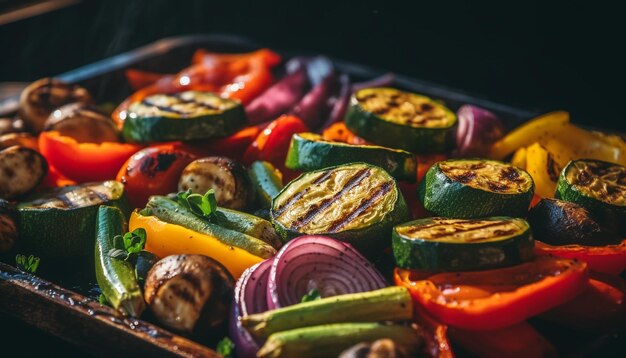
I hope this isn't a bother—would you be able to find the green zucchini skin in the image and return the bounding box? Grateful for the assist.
[271,163,410,255]
[555,159,626,236]
[215,207,282,249]
[16,181,130,258]
[248,161,284,209]
[392,217,534,271]
[417,159,534,218]
[344,88,456,153]
[285,133,417,182]
[122,91,246,143]
[94,205,145,317]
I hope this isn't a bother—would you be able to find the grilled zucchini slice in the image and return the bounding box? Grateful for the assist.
[123,91,246,143]
[285,132,417,181]
[418,159,534,218]
[344,88,456,153]
[392,217,534,271]
[17,180,129,258]
[555,159,626,236]
[271,163,410,254]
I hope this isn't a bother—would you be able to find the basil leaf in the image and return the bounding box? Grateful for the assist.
[15,254,40,274]
[123,228,147,254]
[216,337,235,357]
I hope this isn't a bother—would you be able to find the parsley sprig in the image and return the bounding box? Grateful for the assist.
[216,337,235,357]
[108,228,147,261]
[176,189,219,221]
[15,254,40,274]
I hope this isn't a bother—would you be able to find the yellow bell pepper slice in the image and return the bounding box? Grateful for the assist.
[511,146,527,169]
[489,111,570,159]
[524,143,563,198]
[130,211,265,279]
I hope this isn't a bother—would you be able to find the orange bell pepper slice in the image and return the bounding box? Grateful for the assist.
[394,256,589,331]
[38,131,142,183]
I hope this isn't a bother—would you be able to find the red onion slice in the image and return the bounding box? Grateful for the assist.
[245,69,309,125]
[267,235,387,310]
[229,259,272,357]
[455,104,505,157]
[322,74,351,129]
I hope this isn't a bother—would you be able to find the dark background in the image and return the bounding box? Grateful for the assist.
[1,0,625,355]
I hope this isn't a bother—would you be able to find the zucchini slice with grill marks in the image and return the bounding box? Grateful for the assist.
[17,180,130,258]
[392,217,534,271]
[418,159,534,218]
[285,132,417,181]
[271,163,410,254]
[122,91,246,143]
[344,88,456,153]
[555,159,626,236]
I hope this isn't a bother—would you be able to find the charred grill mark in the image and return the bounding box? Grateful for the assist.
[2,167,14,179]
[407,221,516,239]
[274,170,335,217]
[547,153,561,182]
[139,153,179,178]
[452,172,477,184]
[140,99,188,115]
[327,181,392,233]
[373,108,389,115]
[168,283,196,305]
[85,187,110,203]
[420,103,434,112]
[469,162,487,170]
[487,181,510,192]
[500,167,523,183]
[169,93,219,110]
[290,168,371,230]
[57,193,77,209]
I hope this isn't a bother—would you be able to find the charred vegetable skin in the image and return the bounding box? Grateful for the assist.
[393,217,534,271]
[178,156,254,210]
[143,254,234,335]
[17,181,129,258]
[271,163,410,254]
[345,88,456,153]
[418,159,534,218]
[0,199,18,252]
[528,198,620,246]
[0,146,48,200]
[95,206,145,317]
[285,132,417,181]
[556,159,626,236]
[122,91,246,143]
[43,103,119,143]
[19,78,92,133]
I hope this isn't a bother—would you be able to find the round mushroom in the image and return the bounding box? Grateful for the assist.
[0,199,18,253]
[43,102,119,143]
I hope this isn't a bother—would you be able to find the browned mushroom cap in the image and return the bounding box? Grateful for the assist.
[340,339,412,358]
[0,146,48,200]
[43,102,119,143]
[0,199,18,253]
[18,78,92,133]
[143,254,234,334]
[178,156,254,210]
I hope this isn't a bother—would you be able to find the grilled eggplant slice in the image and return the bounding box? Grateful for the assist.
[17,180,129,258]
[43,103,119,143]
[345,88,456,153]
[0,146,48,200]
[178,156,254,210]
[0,199,18,253]
[19,78,92,133]
[144,254,234,335]
[0,133,39,151]
[123,91,246,143]
[393,217,534,271]
[418,159,535,218]
[528,198,620,246]
[271,163,410,254]
[285,132,417,181]
[555,159,626,236]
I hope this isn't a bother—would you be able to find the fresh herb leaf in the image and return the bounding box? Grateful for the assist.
[138,207,153,216]
[98,293,109,306]
[176,189,219,221]
[15,254,40,274]
[108,248,129,260]
[216,337,235,357]
[300,289,321,303]
[123,228,147,254]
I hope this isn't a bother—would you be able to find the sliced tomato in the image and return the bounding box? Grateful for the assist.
[394,256,589,330]
[116,143,197,209]
[535,239,626,275]
[39,131,142,183]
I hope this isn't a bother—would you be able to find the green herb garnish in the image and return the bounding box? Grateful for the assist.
[216,337,235,357]
[15,254,40,274]
[109,228,147,260]
[176,189,219,221]
[98,293,110,306]
[300,288,321,303]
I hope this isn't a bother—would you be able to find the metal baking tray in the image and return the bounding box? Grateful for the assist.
[0,34,622,357]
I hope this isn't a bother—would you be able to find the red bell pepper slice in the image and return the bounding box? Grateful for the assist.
[243,115,308,181]
[125,69,168,90]
[38,131,142,183]
[322,122,370,145]
[394,256,589,331]
[448,322,557,358]
[535,239,626,275]
[116,143,198,209]
[413,305,454,358]
[194,125,261,162]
